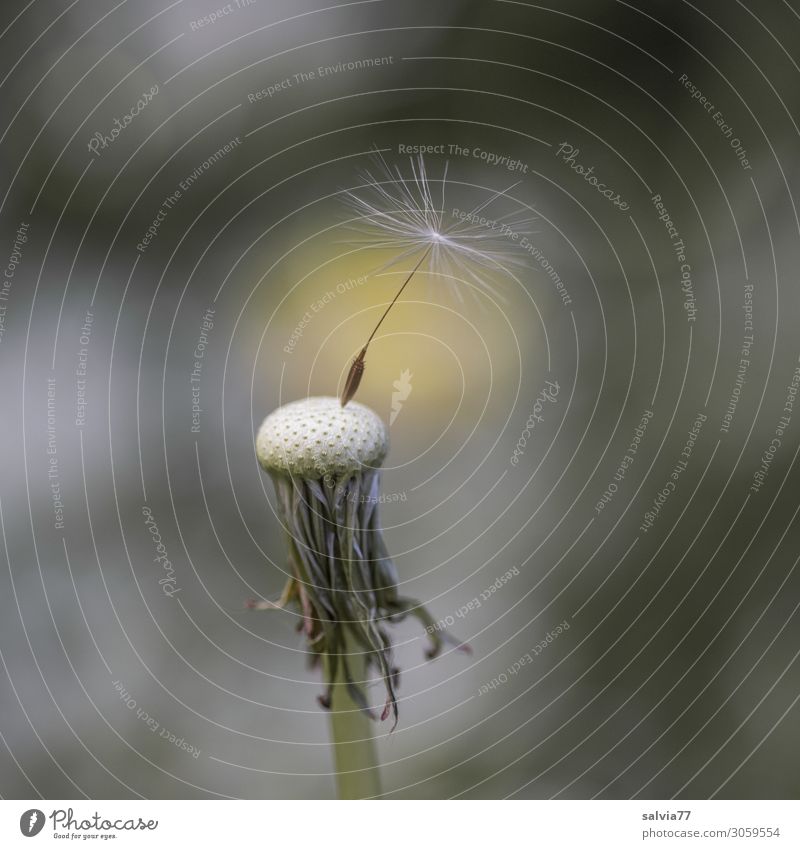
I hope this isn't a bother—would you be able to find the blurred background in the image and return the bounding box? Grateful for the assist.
[1,0,799,799]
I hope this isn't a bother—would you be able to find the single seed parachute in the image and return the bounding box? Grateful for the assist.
[339,151,535,405]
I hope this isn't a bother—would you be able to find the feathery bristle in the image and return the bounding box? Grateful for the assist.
[342,149,535,302]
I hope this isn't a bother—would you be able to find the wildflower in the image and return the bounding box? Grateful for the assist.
[255,395,463,726]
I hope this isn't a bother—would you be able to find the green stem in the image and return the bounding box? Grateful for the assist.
[323,630,381,799]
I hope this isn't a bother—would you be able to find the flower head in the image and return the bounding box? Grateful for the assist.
[257,396,388,478]
[255,396,466,725]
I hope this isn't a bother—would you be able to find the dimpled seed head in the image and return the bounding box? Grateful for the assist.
[256,396,388,478]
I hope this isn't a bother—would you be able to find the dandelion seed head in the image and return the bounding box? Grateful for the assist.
[257,396,387,477]
[255,395,465,725]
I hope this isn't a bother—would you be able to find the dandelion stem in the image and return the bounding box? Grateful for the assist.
[340,243,432,406]
[323,631,382,799]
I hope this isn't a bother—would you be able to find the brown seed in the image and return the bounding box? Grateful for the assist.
[340,347,367,407]
[338,244,432,406]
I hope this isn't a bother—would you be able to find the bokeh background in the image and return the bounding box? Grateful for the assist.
[1,0,799,799]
